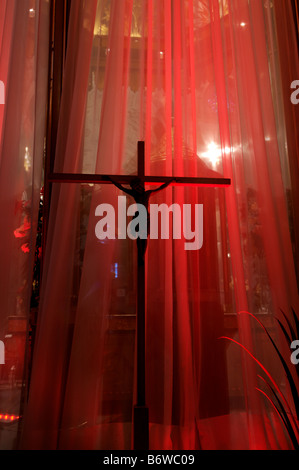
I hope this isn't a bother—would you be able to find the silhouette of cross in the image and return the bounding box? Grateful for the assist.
[49,141,231,450]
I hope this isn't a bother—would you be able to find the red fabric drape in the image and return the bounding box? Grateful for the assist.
[0,0,50,449]
[19,0,299,450]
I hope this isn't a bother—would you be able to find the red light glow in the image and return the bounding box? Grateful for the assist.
[0,413,20,423]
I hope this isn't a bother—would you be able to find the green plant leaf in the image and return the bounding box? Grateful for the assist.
[257,386,299,450]
[219,335,296,426]
[240,311,299,420]
[275,317,292,347]
[258,375,299,448]
[280,309,297,342]
[291,307,299,341]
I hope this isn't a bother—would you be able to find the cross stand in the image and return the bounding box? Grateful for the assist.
[48,141,231,450]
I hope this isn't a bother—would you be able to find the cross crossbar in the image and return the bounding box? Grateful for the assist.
[48,173,231,187]
[48,141,231,188]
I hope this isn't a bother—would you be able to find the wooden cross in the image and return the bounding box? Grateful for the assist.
[49,141,231,450]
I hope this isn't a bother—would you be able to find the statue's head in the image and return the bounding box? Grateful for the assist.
[130,177,145,193]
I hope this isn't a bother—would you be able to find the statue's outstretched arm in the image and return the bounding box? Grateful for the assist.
[150,179,174,194]
[106,176,133,196]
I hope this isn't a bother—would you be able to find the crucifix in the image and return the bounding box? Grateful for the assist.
[49,141,231,450]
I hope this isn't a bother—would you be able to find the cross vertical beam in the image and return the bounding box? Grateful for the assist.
[133,141,149,450]
[138,140,145,178]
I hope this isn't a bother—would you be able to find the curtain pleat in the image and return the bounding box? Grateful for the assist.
[0,0,50,450]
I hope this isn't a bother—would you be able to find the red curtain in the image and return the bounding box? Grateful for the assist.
[0,0,50,449]
[17,0,299,450]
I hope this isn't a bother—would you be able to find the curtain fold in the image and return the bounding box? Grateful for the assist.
[20,0,298,450]
[0,0,50,450]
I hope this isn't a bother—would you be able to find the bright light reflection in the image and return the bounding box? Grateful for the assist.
[200,142,232,167]
[24,147,31,172]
